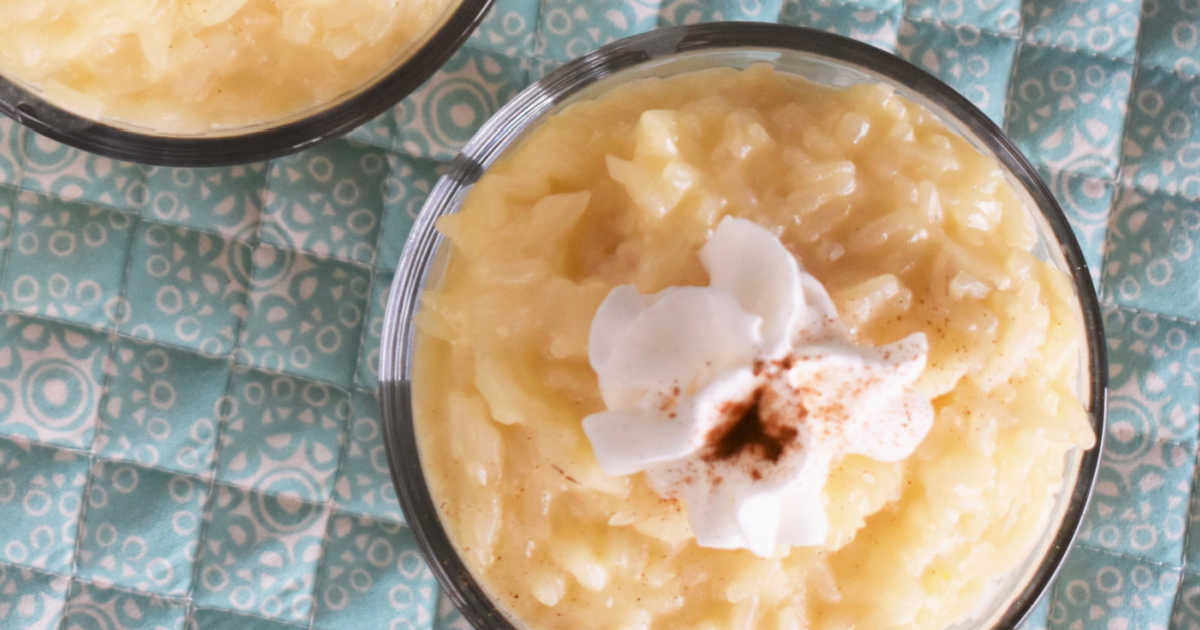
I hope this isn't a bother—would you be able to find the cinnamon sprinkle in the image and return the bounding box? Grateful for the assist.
[702,383,802,466]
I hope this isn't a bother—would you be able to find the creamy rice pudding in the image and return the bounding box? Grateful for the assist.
[412,64,1095,630]
[0,0,457,132]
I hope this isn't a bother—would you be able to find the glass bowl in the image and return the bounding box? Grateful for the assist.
[378,22,1108,630]
[0,0,491,167]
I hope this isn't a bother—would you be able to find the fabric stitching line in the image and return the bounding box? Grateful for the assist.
[187,212,353,624]
[0,558,70,580]
[182,251,252,621]
[0,311,382,443]
[0,558,302,629]
[2,123,26,195]
[1122,174,1200,206]
[0,184,21,299]
[55,202,144,630]
[530,0,547,61]
[301,383,360,630]
[193,603,311,630]
[60,568,192,606]
[0,307,368,392]
[1098,5,1151,309]
[999,1,1026,172]
[900,13,1021,42]
[1019,30,1138,68]
[5,182,281,289]
[1099,301,1200,328]
[181,357,239,626]
[1137,58,1200,84]
[0,302,384,400]
[1072,539,1185,574]
[1182,563,1200,578]
[798,0,904,15]
[346,156,409,390]
[1172,434,1200,618]
[350,267,378,392]
[0,429,407,527]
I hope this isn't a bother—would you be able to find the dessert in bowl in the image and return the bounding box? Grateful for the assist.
[379,23,1107,630]
[0,0,491,165]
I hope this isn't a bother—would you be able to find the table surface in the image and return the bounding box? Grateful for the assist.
[0,0,1198,628]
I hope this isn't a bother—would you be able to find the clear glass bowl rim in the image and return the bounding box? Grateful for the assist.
[378,21,1108,630]
[0,0,492,167]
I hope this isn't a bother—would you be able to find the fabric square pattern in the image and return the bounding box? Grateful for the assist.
[61,580,186,630]
[0,316,108,449]
[215,367,349,504]
[312,513,437,630]
[1103,187,1200,319]
[333,392,402,521]
[896,19,1018,123]
[1074,308,1200,565]
[469,0,540,56]
[3,190,135,328]
[75,461,207,596]
[94,338,228,476]
[779,0,903,52]
[392,46,530,160]
[261,140,391,265]
[237,246,370,387]
[140,164,267,240]
[0,437,88,571]
[1004,43,1133,179]
[1137,0,1200,75]
[1119,65,1200,199]
[904,0,1021,34]
[1046,545,1180,629]
[377,157,441,272]
[15,127,148,212]
[122,222,251,355]
[355,270,391,390]
[192,484,330,624]
[1021,0,1141,61]
[0,564,70,630]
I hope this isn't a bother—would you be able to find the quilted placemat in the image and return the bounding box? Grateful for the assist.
[0,0,1197,628]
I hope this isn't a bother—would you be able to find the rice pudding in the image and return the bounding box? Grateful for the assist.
[412,64,1095,630]
[0,0,457,132]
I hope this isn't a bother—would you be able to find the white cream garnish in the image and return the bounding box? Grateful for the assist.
[584,216,934,557]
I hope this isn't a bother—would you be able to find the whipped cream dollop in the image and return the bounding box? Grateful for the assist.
[583,217,934,557]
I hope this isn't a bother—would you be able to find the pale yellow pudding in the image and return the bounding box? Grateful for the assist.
[0,0,457,132]
[413,64,1095,630]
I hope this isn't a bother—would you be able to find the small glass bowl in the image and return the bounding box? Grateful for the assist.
[0,0,491,167]
[379,22,1108,630]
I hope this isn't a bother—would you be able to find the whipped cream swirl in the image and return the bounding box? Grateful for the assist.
[584,217,934,557]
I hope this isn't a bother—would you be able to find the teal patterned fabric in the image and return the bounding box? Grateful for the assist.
[0,0,1198,628]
